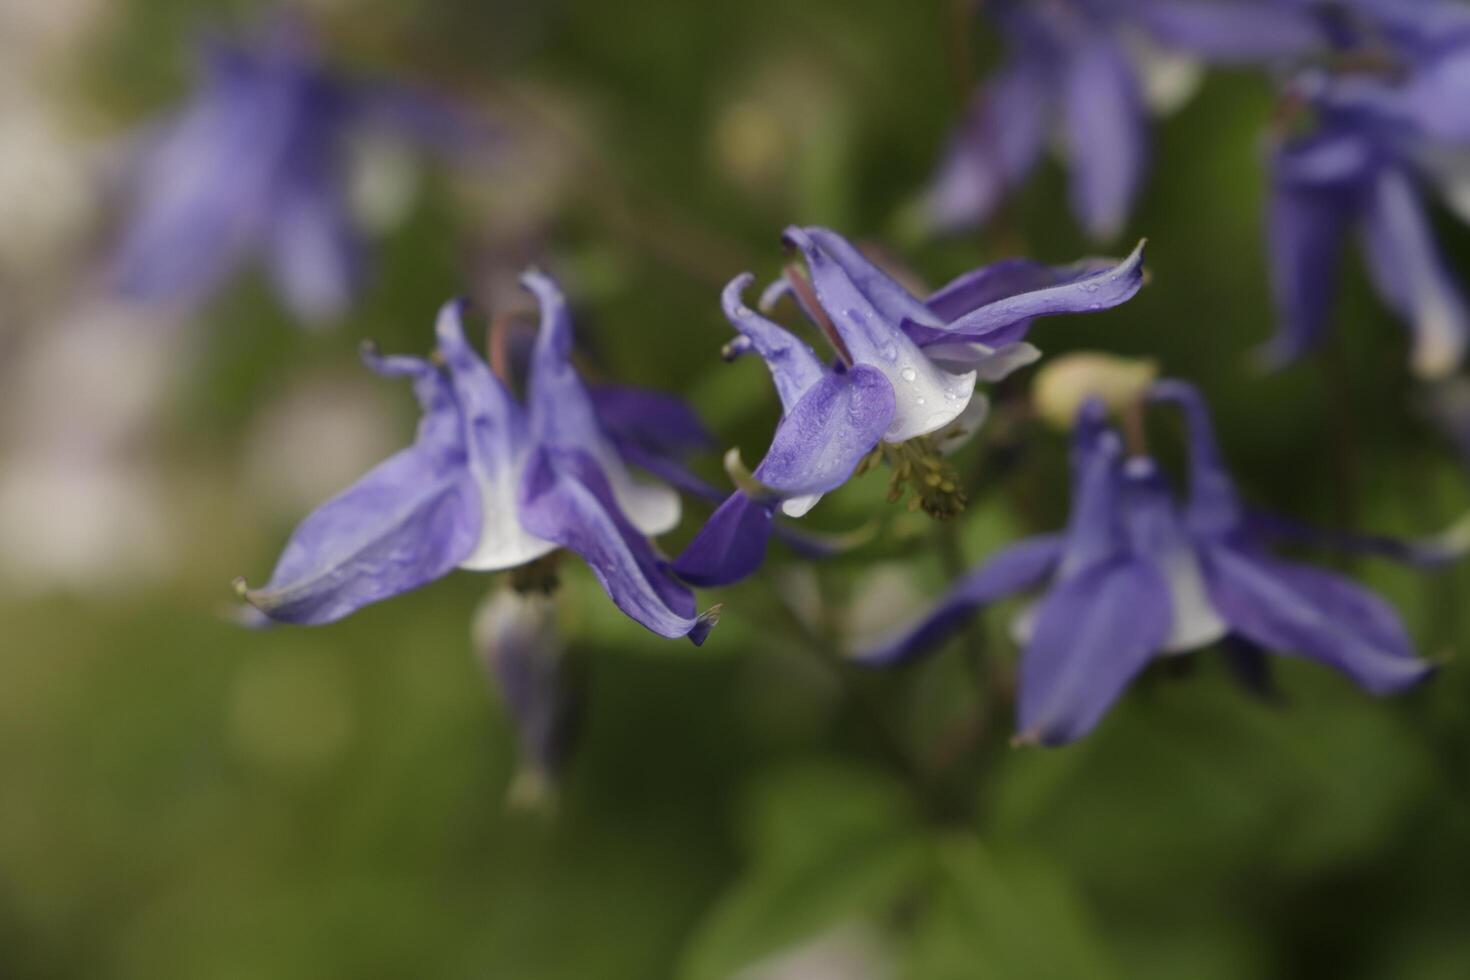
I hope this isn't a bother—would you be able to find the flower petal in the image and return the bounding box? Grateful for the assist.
[1243,507,1470,568]
[853,534,1064,667]
[1201,546,1432,694]
[434,298,556,571]
[907,242,1147,347]
[1136,1,1326,61]
[240,359,480,624]
[1259,162,1358,368]
[1061,36,1147,241]
[266,172,360,325]
[669,491,774,588]
[1055,404,1128,578]
[784,227,976,441]
[790,227,941,328]
[1120,458,1227,653]
[751,364,897,504]
[518,448,714,643]
[1016,557,1172,746]
[721,273,827,414]
[587,383,712,453]
[1361,168,1469,379]
[1146,379,1243,538]
[922,60,1050,233]
[523,270,682,537]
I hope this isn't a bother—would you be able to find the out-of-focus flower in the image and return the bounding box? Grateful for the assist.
[1258,0,1470,377]
[921,0,1324,240]
[474,587,579,806]
[238,270,718,644]
[108,16,484,326]
[857,374,1453,746]
[672,226,1144,587]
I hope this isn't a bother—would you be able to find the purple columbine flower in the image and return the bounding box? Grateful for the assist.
[237,270,718,644]
[856,380,1450,746]
[922,0,1325,240]
[1262,40,1470,379]
[109,18,479,325]
[671,226,1145,587]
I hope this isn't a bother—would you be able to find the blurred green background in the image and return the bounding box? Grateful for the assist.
[4,0,1470,977]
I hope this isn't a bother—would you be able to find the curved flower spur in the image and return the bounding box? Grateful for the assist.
[855,363,1463,746]
[672,226,1146,587]
[236,270,719,644]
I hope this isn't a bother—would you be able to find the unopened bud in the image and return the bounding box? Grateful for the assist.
[474,588,578,809]
[1033,353,1159,430]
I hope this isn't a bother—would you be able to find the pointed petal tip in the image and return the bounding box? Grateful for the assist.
[721,336,754,361]
[689,603,723,646]
[433,296,473,344]
[231,575,251,600]
[720,272,758,318]
[519,266,558,296]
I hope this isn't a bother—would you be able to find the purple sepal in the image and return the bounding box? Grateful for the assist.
[671,492,775,589]
[854,534,1064,668]
[1201,546,1433,695]
[1016,556,1173,746]
[518,448,712,644]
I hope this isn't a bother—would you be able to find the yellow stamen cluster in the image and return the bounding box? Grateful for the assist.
[858,436,967,520]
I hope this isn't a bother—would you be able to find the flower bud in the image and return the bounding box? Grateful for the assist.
[1032,352,1159,430]
[473,588,579,808]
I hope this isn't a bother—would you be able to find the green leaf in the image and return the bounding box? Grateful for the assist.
[904,837,1120,980]
[678,762,930,980]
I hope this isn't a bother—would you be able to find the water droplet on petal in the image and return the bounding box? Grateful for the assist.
[879,343,898,361]
[900,366,917,382]
[915,396,926,406]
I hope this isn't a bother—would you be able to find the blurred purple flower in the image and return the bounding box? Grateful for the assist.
[856,381,1450,746]
[923,0,1324,240]
[109,18,481,325]
[672,226,1145,587]
[1262,26,1470,378]
[238,270,718,644]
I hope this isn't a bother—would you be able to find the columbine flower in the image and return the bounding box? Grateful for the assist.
[921,0,1324,240]
[1261,5,1470,378]
[671,226,1145,587]
[237,270,718,644]
[109,17,480,325]
[856,374,1451,746]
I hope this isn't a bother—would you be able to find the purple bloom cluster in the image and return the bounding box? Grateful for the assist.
[1262,1,1470,377]
[923,0,1323,240]
[857,380,1441,745]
